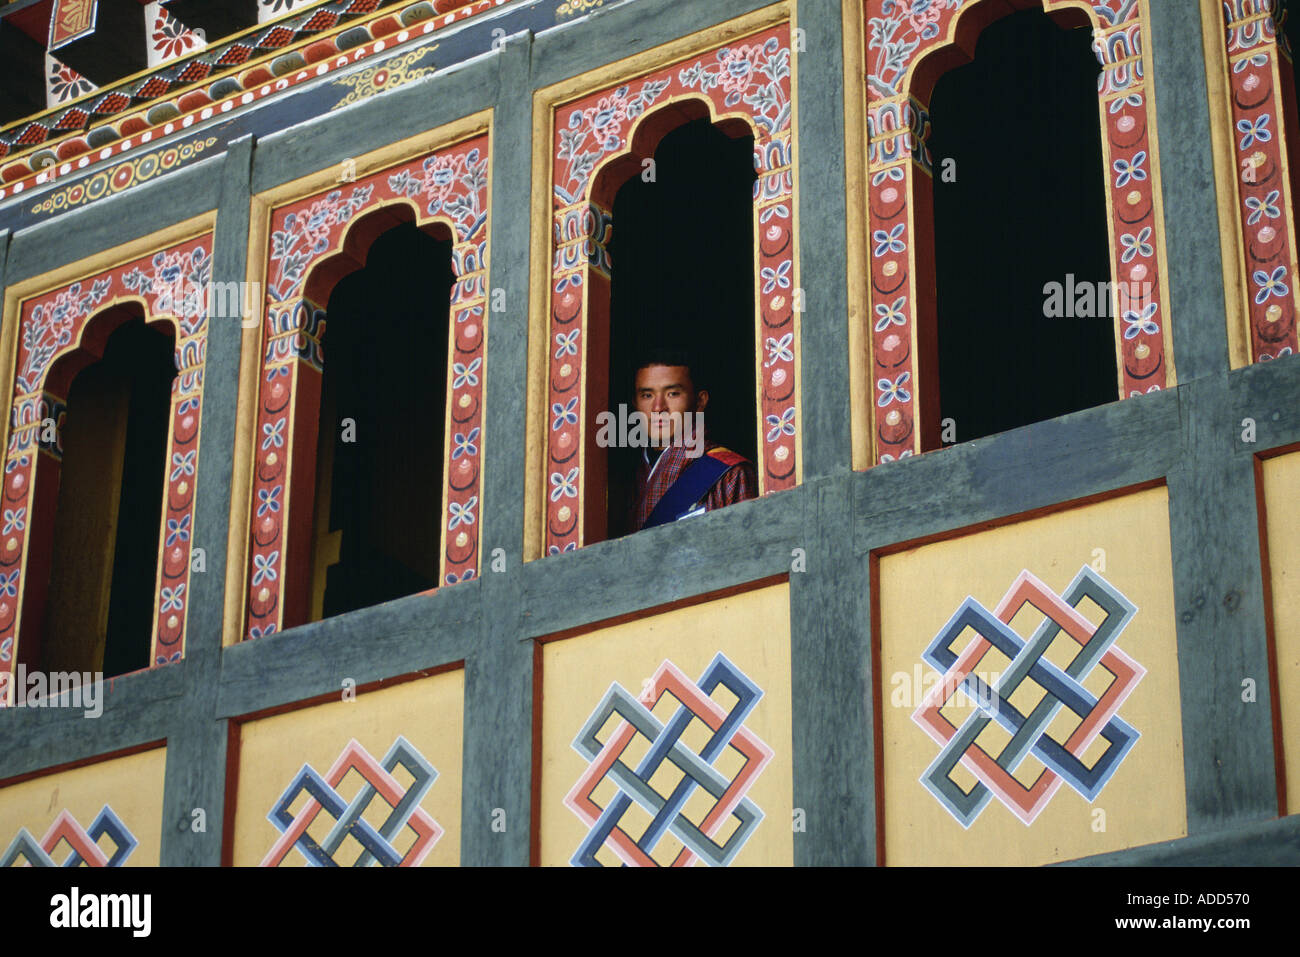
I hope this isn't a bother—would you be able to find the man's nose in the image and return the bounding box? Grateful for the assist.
[651,394,666,412]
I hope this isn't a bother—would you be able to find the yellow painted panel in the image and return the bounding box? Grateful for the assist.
[539,582,794,866]
[879,486,1186,865]
[0,747,166,866]
[1261,451,1300,808]
[231,670,463,866]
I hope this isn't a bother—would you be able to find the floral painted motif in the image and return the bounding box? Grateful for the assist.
[388,149,489,240]
[45,55,96,107]
[557,80,673,202]
[868,0,967,98]
[269,187,375,303]
[245,135,491,642]
[544,22,799,555]
[0,236,212,703]
[148,3,205,65]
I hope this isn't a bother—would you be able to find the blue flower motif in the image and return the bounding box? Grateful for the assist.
[248,623,277,639]
[1245,190,1281,225]
[1253,265,1290,304]
[166,514,191,547]
[765,333,793,367]
[554,330,581,358]
[0,635,11,662]
[171,450,197,481]
[550,467,579,501]
[1260,346,1294,361]
[765,406,796,442]
[448,496,479,529]
[261,420,285,450]
[1123,302,1160,339]
[252,551,279,586]
[1237,113,1272,150]
[874,296,907,332]
[257,485,282,517]
[0,570,17,598]
[547,542,577,556]
[1108,93,1143,113]
[1233,52,1269,74]
[452,357,482,388]
[760,260,792,294]
[266,365,291,381]
[879,450,914,464]
[178,396,200,415]
[871,167,905,187]
[876,372,912,407]
[873,223,906,257]
[161,584,185,613]
[1113,150,1147,188]
[1119,227,1153,264]
[551,397,578,431]
[453,427,480,459]
[2,508,24,534]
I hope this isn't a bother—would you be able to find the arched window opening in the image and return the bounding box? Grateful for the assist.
[40,311,176,678]
[600,115,759,540]
[304,220,455,623]
[926,8,1118,445]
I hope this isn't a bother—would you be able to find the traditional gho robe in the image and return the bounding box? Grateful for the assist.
[632,439,757,531]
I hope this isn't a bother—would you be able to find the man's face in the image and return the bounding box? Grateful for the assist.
[634,364,708,445]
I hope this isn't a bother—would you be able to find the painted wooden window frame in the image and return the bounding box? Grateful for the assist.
[234,116,492,644]
[859,0,1176,467]
[1205,0,1300,365]
[526,2,802,559]
[0,215,215,703]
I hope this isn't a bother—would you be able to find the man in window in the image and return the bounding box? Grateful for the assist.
[629,347,757,531]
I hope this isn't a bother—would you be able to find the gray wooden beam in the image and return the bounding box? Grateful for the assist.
[1147,0,1232,382]
[1166,373,1279,832]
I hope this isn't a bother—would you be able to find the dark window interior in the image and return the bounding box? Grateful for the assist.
[1282,3,1300,162]
[605,117,758,537]
[313,222,454,618]
[928,9,1117,444]
[1286,2,1299,86]
[44,318,175,678]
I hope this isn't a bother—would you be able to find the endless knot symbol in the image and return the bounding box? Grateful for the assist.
[262,736,442,867]
[1,806,137,866]
[912,566,1145,826]
[565,653,774,867]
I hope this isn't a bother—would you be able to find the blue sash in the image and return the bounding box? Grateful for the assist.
[642,453,734,530]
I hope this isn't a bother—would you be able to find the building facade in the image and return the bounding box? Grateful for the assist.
[0,0,1296,866]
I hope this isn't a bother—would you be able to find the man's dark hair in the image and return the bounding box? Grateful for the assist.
[631,345,709,392]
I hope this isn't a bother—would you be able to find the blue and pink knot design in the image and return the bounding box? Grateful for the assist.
[1,806,136,866]
[913,567,1145,827]
[262,736,443,866]
[566,653,774,867]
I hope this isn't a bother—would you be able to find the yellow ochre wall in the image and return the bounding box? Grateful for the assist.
[1260,451,1300,811]
[878,486,1187,865]
[230,669,464,866]
[538,582,794,866]
[0,746,166,866]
